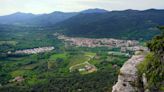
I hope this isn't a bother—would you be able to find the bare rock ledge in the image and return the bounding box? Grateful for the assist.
[112,54,145,92]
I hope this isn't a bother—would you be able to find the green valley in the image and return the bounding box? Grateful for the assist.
[0,8,163,92]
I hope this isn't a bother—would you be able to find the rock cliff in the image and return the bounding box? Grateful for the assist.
[112,54,145,92]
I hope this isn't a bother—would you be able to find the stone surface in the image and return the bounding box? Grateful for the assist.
[112,55,145,92]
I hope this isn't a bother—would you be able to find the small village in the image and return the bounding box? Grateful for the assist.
[14,47,55,54]
[57,34,147,52]
[78,64,97,73]
[70,61,97,74]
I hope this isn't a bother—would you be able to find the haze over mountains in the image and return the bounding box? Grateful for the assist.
[0,8,109,26]
[0,11,77,26]
[0,8,164,40]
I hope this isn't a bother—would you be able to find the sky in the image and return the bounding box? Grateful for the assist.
[0,0,164,15]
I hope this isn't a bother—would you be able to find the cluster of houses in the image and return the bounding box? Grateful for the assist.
[14,47,54,54]
[121,46,148,52]
[57,35,148,53]
[78,64,97,73]
[79,65,93,71]
[57,35,139,48]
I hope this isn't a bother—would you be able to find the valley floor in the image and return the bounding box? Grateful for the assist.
[0,27,147,92]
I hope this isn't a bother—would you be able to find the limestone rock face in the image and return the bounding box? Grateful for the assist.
[112,55,145,92]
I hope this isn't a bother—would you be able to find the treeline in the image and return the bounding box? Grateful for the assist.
[0,68,118,92]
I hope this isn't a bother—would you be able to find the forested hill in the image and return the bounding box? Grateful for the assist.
[0,8,108,26]
[55,9,164,40]
[0,9,164,40]
[0,12,77,26]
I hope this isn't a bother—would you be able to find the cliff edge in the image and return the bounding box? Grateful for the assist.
[112,54,145,92]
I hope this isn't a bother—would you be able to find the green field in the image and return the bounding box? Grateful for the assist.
[0,41,17,45]
[0,25,132,92]
[49,53,67,61]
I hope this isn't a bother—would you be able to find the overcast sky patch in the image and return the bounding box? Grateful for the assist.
[0,0,164,15]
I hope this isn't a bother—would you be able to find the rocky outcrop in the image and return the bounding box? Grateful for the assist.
[112,54,145,92]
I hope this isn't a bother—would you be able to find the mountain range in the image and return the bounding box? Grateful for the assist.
[0,8,164,40]
[0,9,109,26]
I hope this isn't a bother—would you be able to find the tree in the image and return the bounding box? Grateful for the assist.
[139,26,164,91]
[147,26,164,55]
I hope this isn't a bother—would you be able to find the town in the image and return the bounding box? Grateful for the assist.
[14,47,55,54]
[56,34,147,52]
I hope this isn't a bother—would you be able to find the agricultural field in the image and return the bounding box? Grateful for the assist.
[0,41,17,45]
[0,25,134,92]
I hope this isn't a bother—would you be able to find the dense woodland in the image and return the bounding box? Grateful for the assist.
[55,9,164,40]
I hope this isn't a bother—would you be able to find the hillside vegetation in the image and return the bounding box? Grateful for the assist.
[138,26,164,92]
[0,25,131,92]
[55,9,164,40]
[0,9,164,40]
